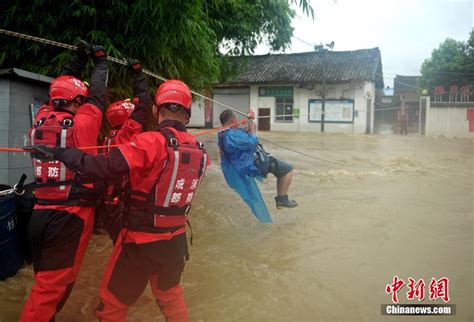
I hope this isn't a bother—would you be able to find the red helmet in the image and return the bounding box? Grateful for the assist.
[106,99,136,129]
[155,80,192,110]
[49,75,88,101]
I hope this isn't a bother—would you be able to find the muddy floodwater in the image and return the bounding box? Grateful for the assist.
[1,132,473,321]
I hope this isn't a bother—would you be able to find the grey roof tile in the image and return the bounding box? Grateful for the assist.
[219,48,384,89]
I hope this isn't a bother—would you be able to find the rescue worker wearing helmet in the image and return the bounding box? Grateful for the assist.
[30,80,210,322]
[20,44,108,321]
[94,59,151,241]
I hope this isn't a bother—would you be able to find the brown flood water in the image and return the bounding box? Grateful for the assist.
[0,132,473,322]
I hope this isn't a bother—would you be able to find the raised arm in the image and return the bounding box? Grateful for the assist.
[84,45,108,112]
[128,59,152,126]
[59,40,89,79]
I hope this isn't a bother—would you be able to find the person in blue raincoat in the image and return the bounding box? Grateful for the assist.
[218,110,297,212]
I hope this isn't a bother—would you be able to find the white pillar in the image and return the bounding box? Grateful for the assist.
[422,96,431,136]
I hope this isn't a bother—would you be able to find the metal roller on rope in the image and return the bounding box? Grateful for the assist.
[0,28,248,118]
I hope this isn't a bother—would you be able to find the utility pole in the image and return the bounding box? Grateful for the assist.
[321,49,326,133]
[314,41,334,133]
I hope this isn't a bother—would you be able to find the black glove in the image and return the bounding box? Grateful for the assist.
[89,44,107,62]
[74,38,90,61]
[24,145,61,162]
[126,58,142,74]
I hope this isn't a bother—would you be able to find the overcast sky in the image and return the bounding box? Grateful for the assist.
[254,0,473,88]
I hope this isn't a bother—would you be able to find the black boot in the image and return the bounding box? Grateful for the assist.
[275,195,297,209]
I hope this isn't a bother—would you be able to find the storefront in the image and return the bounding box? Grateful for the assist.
[212,48,384,133]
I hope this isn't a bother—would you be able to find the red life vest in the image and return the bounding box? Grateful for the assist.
[124,128,207,232]
[29,109,97,204]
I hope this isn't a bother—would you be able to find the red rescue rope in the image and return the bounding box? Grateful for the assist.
[194,119,247,137]
[0,145,120,153]
[0,119,248,153]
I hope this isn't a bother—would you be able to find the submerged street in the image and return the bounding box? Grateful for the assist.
[1,132,472,321]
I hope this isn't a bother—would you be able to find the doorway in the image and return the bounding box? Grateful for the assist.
[258,108,271,131]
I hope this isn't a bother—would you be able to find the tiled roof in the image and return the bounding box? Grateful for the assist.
[218,48,384,89]
[393,75,420,94]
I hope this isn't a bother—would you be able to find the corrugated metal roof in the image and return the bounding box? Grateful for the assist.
[0,68,53,84]
[218,48,384,88]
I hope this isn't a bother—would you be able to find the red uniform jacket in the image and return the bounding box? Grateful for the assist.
[31,58,107,206]
[53,120,211,243]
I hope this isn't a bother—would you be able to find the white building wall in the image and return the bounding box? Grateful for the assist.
[213,88,250,127]
[426,104,474,138]
[249,81,375,133]
[188,97,205,127]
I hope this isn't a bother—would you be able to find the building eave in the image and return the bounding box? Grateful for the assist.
[0,68,53,84]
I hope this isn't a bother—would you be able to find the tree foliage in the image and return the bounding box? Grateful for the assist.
[420,29,474,92]
[209,0,312,55]
[0,0,313,100]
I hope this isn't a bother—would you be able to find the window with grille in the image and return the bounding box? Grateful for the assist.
[276,97,293,122]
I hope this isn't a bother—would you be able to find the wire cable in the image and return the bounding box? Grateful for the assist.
[0,28,249,118]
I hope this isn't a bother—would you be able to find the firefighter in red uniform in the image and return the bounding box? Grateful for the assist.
[94,59,151,240]
[20,44,108,321]
[30,80,210,322]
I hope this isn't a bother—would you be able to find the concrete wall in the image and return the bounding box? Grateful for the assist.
[212,88,250,127]
[249,81,375,134]
[0,79,10,185]
[0,77,49,185]
[188,97,205,127]
[425,100,474,138]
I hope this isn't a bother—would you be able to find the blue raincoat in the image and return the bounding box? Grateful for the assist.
[218,128,273,223]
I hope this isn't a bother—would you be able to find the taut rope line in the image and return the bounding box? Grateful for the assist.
[0,28,248,118]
